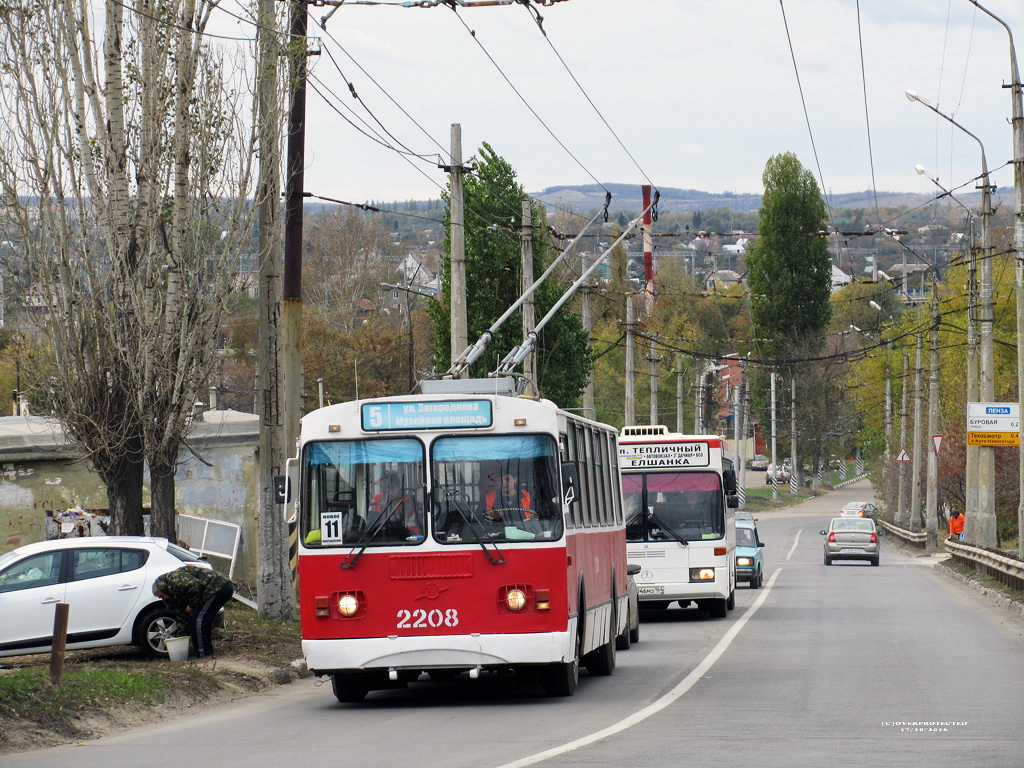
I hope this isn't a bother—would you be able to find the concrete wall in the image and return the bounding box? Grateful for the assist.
[0,411,261,585]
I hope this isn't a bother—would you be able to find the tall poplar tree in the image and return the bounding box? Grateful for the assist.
[746,152,833,356]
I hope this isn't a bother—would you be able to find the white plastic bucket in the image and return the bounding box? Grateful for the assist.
[165,636,190,662]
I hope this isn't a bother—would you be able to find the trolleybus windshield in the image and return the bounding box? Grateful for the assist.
[623,471,725,542]
[302,438,426,548]
[431,434,563,544]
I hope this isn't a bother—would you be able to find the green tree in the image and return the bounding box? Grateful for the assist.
[429,143,590,407]
[747,152,833,357]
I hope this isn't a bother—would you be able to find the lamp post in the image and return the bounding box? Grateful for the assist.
[906,88,997,547]
[964,0,1024,557]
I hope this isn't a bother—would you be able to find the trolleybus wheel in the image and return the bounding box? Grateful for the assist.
[331,674,369,703]
[615,608,632,651]
[726,589,736,611]
[708,598,728,619]
[585,610,617,676]
[540,643,579,696]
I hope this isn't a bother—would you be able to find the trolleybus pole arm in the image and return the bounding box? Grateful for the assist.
[490,199,655,377]
[445,204,609,378]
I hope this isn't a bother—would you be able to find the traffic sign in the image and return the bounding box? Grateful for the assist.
[932,435,943,455]
[896,449,911,462]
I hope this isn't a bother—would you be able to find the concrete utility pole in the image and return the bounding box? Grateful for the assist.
[926,294,940,548]
[649,339,659,424]
[254,0,292,621]
[447,124,467,372]
[898,351,910,526]
[581,253,594,417]
[975,144,997,547]
[884,358,892,453]
[770,371,778,502]
[625,293,635,425]
[520,199,536,386]
[969,0,1024,561]
[694,368,702,434]
[910,333,923,531]
[676,355,684,433]
[790,375,798,495]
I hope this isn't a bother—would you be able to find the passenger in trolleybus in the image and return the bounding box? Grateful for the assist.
[371,471,423,540]
[622,472,725,542]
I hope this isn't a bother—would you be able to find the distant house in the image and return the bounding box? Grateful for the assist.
[831,264,852,291]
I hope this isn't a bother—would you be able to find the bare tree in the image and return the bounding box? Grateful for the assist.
[0,0,263,535]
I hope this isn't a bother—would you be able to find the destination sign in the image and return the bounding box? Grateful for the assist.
[361,400,492,431]
[618,441,710,468]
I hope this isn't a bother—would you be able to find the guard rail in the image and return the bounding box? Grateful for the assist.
[944,539,1024,593]
[877,518,927,548]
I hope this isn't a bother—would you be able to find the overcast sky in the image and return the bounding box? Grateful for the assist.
[267,0,1023,208]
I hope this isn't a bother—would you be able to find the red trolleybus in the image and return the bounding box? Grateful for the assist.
[618,426,739,618]
[291,380,630,701]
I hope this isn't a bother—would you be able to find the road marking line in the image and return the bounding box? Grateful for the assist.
[786,530,801,561]
[495,568,784,768]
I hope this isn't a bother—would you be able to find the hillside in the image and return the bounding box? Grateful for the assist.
[530,183,1010,215]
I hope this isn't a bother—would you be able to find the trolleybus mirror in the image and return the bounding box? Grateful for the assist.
[560,461,580,506]
[273,475,288,505]
[722,469,737,495]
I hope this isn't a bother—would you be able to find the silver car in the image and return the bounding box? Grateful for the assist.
[821,517,879,566]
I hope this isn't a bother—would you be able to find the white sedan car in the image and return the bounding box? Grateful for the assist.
[0,536,215,659]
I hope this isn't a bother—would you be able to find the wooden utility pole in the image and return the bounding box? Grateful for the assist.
[447,124,467,372]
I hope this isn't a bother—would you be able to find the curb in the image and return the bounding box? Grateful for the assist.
[934,561,1024,618]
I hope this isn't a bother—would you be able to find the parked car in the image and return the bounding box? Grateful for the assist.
[617,564,641,650]
[749,455,770,471]
[735,520,765,587]
[766,462,791,484]
[840,501,877,519]
[821,517,879,566]
[0,536,217,659]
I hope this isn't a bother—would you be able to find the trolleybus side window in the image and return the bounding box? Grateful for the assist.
[302,438,425,547]
[431,434,563,543]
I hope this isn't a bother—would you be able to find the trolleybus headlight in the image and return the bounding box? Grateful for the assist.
[737,557,753,567]
[337,593,360,617]
[689,568,716,582]
[505,588,528,612]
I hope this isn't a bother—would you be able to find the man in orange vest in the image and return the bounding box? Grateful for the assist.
[483,471,532,523]
[948,508,965,541]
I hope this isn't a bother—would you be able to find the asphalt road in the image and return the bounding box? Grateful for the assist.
[8,480,1024,768]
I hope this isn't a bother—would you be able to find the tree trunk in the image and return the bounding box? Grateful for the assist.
[150,460,177,542]
[105,446,146,536]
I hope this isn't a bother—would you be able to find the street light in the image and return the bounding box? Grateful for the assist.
[907,87,997,546]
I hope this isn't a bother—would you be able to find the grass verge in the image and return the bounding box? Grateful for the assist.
[0,602,303,752]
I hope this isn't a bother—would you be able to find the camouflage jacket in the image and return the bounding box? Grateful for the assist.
[153,566,232,624]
